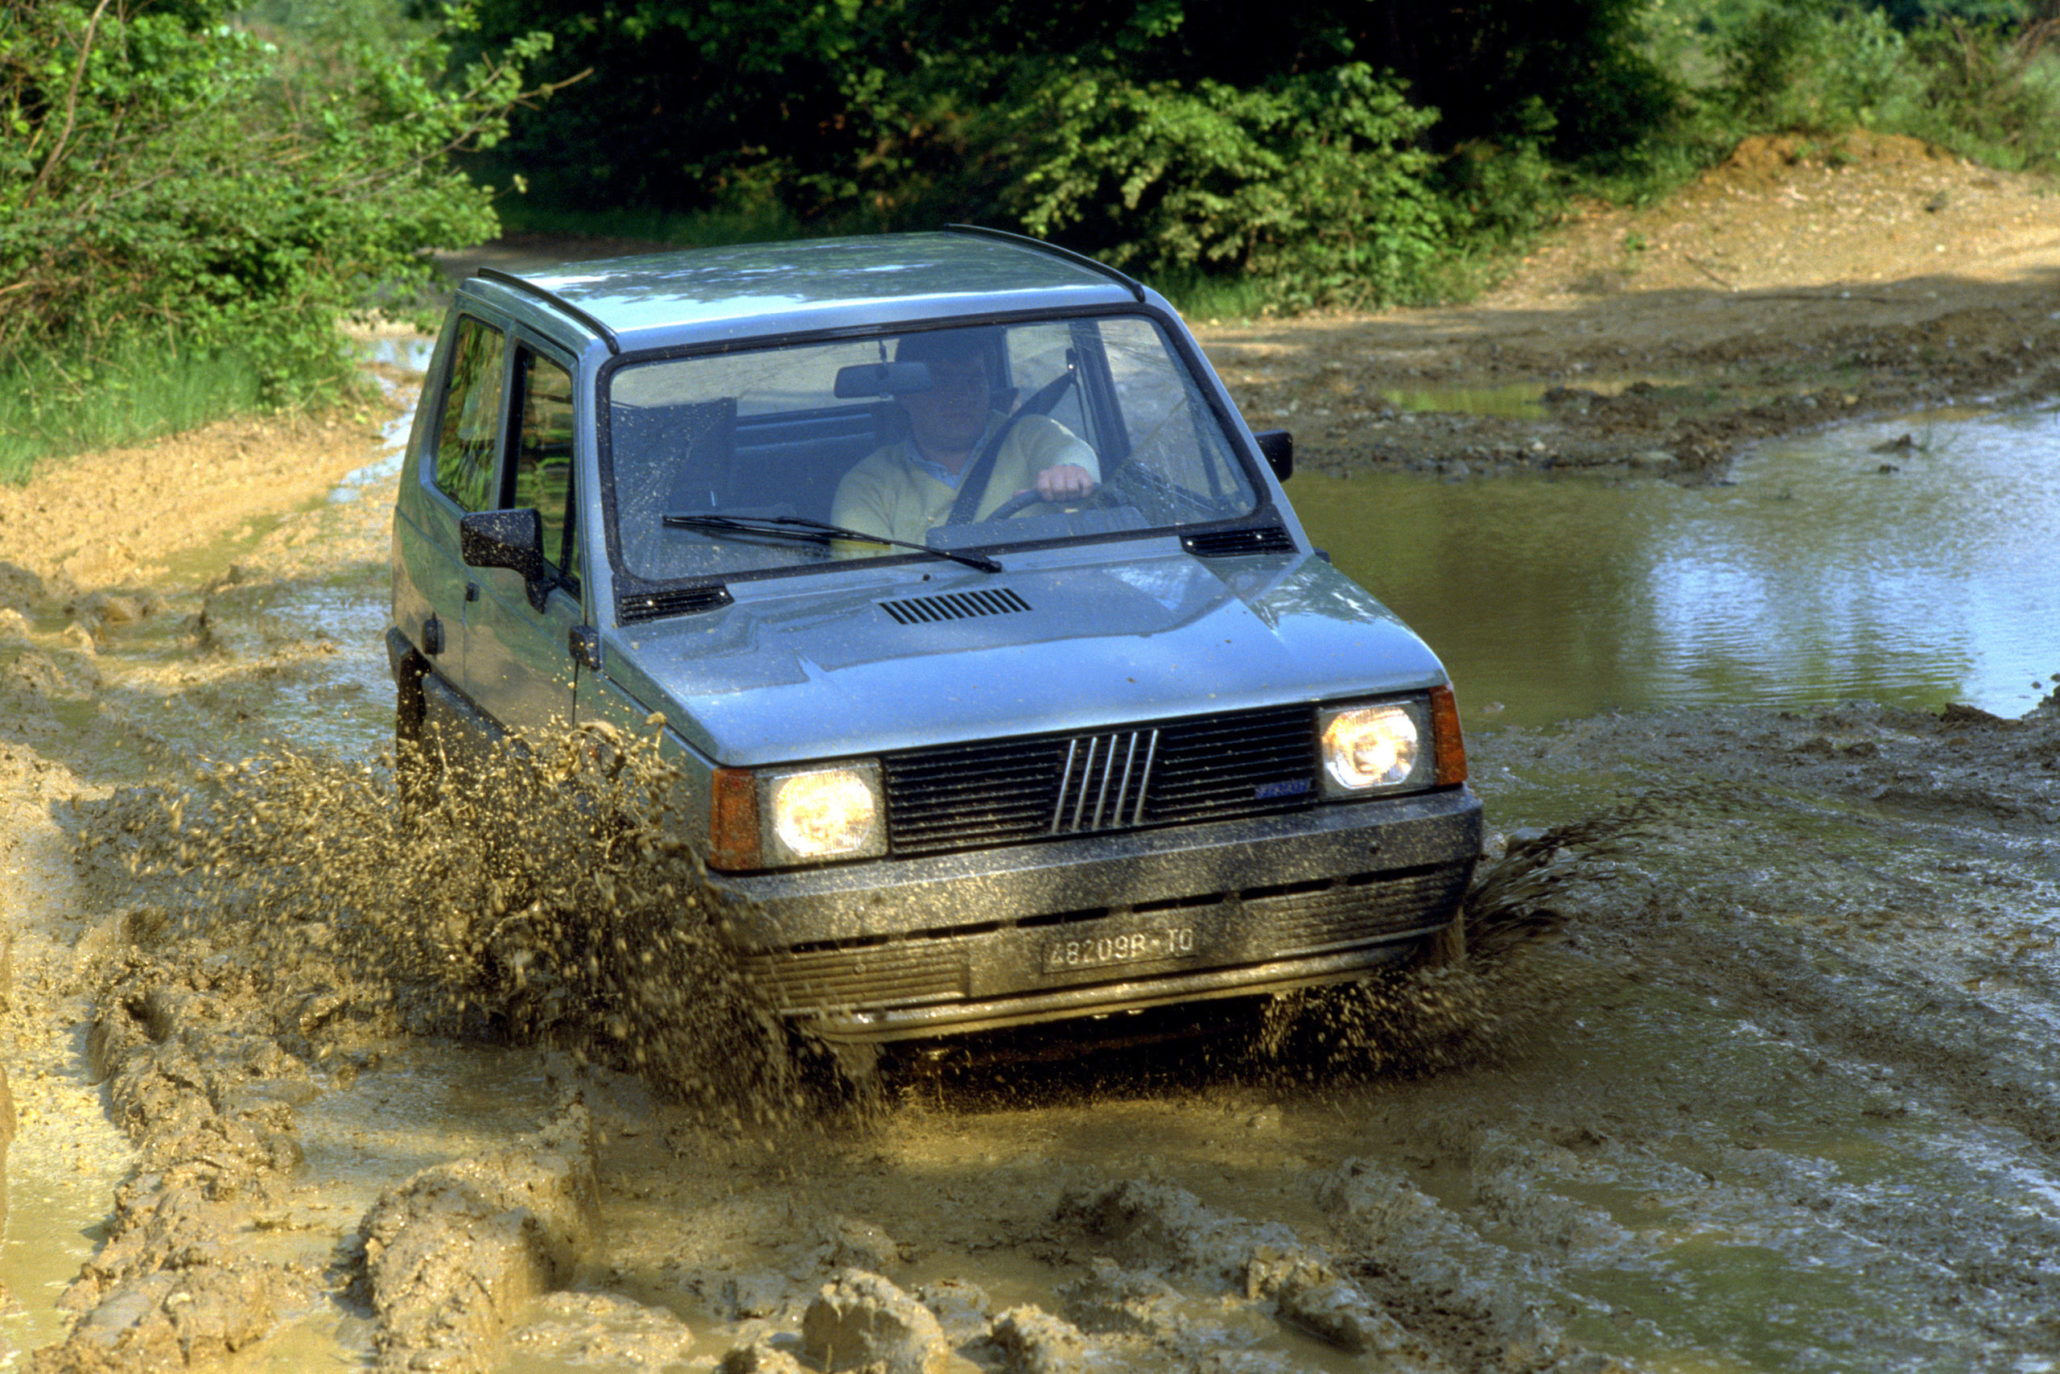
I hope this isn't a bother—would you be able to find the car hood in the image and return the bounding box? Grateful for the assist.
[603,551,1449,766]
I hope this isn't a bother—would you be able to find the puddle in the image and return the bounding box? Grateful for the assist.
[356,336,436,372]
[1296,405,2060,728]
[329,411,412,504]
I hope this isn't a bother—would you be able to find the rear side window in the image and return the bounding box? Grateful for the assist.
[511,348,578,584]
[434,316,507,511]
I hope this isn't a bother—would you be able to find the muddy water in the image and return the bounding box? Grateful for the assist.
[1297,405,2060,730]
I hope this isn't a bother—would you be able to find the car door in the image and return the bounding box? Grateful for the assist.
[410,310,515,709]
[460,339,588,739]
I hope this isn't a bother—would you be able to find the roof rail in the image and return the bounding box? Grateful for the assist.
[944,224,1148,303]
[474,267,622,355]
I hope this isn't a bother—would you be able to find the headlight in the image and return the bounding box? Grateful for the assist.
[709,760,886,871]
[771,768,879,859]
[1319,702,1426,794]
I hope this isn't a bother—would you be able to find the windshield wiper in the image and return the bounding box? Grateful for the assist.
[661,512,1002,574]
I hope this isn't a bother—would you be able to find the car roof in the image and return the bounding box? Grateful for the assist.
[465,230,1152,355]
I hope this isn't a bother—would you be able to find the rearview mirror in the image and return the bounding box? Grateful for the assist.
[833,361,934,398]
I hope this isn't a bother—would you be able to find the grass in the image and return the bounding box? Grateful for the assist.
[0,342,268,485]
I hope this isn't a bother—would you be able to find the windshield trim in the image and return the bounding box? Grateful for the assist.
[594,304,1281,596]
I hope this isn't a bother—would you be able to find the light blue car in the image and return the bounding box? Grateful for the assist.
[388,228,1481,1047]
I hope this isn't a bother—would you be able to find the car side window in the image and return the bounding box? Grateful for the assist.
[434,316,507,512]
[511,347,578,587]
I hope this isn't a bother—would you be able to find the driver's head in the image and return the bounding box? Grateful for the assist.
[895,329,997,456]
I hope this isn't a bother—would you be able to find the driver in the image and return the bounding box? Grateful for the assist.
[830,327,1097,546]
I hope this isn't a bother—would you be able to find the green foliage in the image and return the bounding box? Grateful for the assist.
[0,0,549,435]
[1013,65,1447,310]
[1679,0,2060,173]
[1711,0,1912,130]
[1891,19,2060,171]
[0,341,263,485]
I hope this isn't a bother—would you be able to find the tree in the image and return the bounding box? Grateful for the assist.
[0,0,553,403]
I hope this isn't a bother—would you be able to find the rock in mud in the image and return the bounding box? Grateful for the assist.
[986,1305,1088,1374]
[1058,1178,1296,1287]
[357,1098,598,1373]
[1057,1256,1181,1335]
[814,1214,905,1272]
[912,1279,992,1345]
[800,1269,963,1373]
[1271,1268,1417,1356]
[720,1337,812,1372]
[1057,1179,1440,1364]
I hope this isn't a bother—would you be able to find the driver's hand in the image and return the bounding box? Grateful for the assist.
[1034,463,1096,500]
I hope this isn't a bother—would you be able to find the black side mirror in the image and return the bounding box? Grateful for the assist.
[459,508,551,610]
[1254,429,1293,481]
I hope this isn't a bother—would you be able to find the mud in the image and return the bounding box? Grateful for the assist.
[3,143,2060,1371]
[358,1097,597,1371]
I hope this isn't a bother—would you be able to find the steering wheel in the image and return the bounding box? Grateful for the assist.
[984,487,1107,521]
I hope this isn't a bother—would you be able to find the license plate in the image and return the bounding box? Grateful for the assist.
[1043,925,1198,974]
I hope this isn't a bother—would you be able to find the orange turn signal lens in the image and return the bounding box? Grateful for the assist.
[1430,683,1468,786]
[708,767,761,871]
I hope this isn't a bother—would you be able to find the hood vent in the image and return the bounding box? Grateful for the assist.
[1183,525,1296,558]
[618,584,734,624]
[879,587,1031,625]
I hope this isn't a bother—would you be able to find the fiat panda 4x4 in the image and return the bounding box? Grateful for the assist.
[388,228,1482,1046]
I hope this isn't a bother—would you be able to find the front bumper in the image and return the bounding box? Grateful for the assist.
[721,787,1481,1042]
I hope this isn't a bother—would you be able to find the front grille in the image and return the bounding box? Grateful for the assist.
[1245,865,1471,950]
[883,705,1316,857]
[739,939,966,1011]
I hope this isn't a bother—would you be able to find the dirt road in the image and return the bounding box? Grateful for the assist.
[2,133,2059,1372]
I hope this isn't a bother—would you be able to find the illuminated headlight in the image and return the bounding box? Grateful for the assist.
[710,761,886,870]
[771,768,880,859]
[1318,701,1430,795]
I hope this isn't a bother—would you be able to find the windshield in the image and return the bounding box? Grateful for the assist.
[604,315,1260,582]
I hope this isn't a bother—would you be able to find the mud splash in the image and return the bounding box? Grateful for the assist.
[84,724,828,1128]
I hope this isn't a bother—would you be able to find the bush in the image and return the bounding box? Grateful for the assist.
[1012,64,1448,311]
[1693,0,2060,173]
[0,0,550,425]
[1712,1,1915,132]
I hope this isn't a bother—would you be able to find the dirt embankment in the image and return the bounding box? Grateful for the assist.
[1201,132,2060,480]
[1,139,2058,1373]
